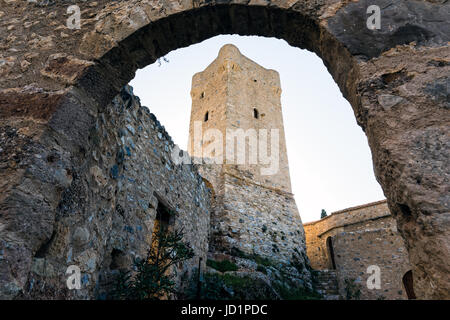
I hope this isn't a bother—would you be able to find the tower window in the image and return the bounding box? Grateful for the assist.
[204,111,209,122]
[200,92,205,99]
[253,108,259,119]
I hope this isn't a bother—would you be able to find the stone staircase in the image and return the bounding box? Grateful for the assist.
[314,270,341,300]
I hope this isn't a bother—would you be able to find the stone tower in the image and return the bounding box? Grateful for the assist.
[188,44,308,267]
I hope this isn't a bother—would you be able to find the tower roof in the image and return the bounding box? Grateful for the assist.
[192,44,280,87]
[217,44,242,59]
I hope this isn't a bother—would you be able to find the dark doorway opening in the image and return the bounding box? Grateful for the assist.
[402,270,416,299]
[151,195,174,254]
[201,178,218,251]
[326,237,336,270]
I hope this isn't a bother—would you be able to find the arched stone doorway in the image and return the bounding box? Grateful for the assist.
[326,237,337,270]
[0,1,448,299]
[402,270,417,300]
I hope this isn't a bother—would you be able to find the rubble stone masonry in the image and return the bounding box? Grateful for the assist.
[1,85,211,299]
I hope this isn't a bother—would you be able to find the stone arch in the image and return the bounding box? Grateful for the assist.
[0,0,448,299]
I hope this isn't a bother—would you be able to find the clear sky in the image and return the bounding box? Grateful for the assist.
[130,35,385,223]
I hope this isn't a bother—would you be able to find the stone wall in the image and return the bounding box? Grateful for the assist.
[218,170,307,264]
[304,200,412,300]
[333,226,411,300]
[9,86,211,299]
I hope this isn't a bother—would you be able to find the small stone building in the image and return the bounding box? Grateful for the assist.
[304,200,415,300]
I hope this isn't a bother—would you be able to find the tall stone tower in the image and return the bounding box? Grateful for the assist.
[188,44,308,267]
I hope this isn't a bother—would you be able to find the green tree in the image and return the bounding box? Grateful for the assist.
[320,209,327,219]
[111,228,194,300]
[344,278,362,300]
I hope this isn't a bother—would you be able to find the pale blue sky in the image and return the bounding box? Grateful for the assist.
[130,35,385,223]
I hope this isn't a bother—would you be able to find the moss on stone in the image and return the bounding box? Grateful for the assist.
[206,259,238,273]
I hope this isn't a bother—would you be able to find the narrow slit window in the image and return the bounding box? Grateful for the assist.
[204,111,209,122]
[253,108,259,119]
